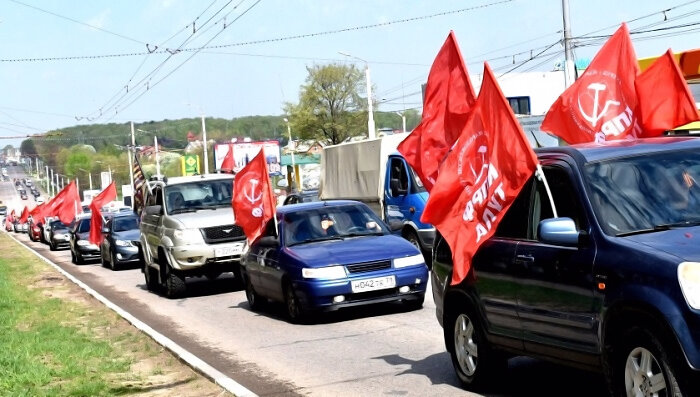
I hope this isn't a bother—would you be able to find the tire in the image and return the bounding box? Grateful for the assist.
[164,264,186,299]
[284,282,306,323]
[76,251,85,266]
[100,251,108,268]
[245,275,264,311]
[144,264,159,292]
[70,249,77,264]
[404,229,421,251]
[611,327,685,397]
[49,240,56,251]
[110,251,119,271]
[404,293,425,311]
[446,305,506,389]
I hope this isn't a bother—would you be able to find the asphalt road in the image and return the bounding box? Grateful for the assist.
[1,165,610,397]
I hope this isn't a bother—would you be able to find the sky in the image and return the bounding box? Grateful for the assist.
[2,0,700,148]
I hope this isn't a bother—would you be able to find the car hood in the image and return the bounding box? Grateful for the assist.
[113,229,140,241]
[625,226,700,262]
[167,206,235,229]
[285,234,421,267]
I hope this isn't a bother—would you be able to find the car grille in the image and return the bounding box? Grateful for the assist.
[346,260,391,274]
[201,224,245,244]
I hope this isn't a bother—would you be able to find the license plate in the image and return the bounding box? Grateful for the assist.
[214,242,244,257]
[351,275,396,293]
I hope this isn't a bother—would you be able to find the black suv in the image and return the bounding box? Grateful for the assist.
[432,137,700,396]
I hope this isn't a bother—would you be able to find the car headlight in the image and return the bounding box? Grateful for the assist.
[393,254,425,268]
[173,228,203,244]
[77,240,91,246]
[302,265,347,279]
[679,262,700,310]
[115,239,133,247]
[54,233,65,239]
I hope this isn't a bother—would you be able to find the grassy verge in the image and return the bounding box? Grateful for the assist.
[0,233,227,396]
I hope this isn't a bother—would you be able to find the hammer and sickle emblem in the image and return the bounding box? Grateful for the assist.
[577,82,620,127]
[243,179,263,204]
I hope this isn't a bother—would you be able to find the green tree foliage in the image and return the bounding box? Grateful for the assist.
[373,109,421,132]
[284,64,368,145]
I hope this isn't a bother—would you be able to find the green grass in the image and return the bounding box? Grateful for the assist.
[0,235,133,396]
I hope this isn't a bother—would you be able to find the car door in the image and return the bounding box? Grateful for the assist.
[255,221,284,301]
[142,186,164,262]
[384,156,412,231]
[102,218,113,260]
[515,162,599,359]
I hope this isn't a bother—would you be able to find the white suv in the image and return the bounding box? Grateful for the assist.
[139,174,246,298]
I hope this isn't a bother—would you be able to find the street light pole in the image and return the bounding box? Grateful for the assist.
[339,52,376,139]
[283,117,296,191]
[395,111,407,134]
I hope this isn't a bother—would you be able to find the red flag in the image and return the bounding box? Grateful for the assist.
[19,206,29,224]
[53,181,81,225]
[542,24,641,144]
[30,202,47,224]
[89,182,117,245]
[635,49,700,136]
[232,150,275,243]
[397,31,476,191]
[5,209,14,229]
[422,63,538,285]
[220,145,234,173]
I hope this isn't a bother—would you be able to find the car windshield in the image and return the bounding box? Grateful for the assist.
[113,216,139,232]
[409,166,427,193]
[284,204,388,246]
[584,149,700,236]
[52,221,68,231]
[77,219,91,233]
[164,180,232,215]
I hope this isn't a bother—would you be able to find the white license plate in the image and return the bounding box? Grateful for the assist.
[214,242,244,257]
[351,275,396,293]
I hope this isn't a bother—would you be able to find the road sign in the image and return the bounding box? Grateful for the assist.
[181,154,200,176]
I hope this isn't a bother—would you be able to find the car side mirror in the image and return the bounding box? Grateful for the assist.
[144,205,162,216]
[257,236,280,248]
[390,178,408,196]
[538,217,580,246]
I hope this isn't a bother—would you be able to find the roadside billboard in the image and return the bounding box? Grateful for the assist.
[214,140,281,175]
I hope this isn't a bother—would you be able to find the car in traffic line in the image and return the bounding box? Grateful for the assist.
[282,189,319,205]
[241,200,428,323]
[100,213,140,270]
[140,173,246,298]
[69,214,102,265]
[28,216,42,241]
[431,136,700,396]
[46,218,71,251]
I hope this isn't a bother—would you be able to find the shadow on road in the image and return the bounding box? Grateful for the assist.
[372,353,608,397]
[136,273,244,298]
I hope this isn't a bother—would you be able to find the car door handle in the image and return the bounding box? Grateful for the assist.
[515,254,534,265]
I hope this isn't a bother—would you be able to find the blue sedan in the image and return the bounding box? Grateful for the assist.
[241,200,429,322]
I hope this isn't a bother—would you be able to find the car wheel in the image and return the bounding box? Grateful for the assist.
[245,276,264,311]
[284,282,306,323]
[164,265,186,299]
[49,240,56,251]
[144,264,159,292]
[446,306,505,389]
[612,327,684,397]
[110,251,119,271]
[76,251,85,266]
[70,249,77,264]
[100,251,108,268]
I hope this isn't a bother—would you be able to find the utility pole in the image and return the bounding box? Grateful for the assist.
[129,122,135,209]
[201,114,209,174]
[155,136,161,177]
[562,0,575,88]
[45,166,49,196]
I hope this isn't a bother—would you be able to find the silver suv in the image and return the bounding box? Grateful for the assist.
[140,174,246,298]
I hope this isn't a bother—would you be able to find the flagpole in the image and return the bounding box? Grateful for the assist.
[535,164,558,218]
[129,122,135,210]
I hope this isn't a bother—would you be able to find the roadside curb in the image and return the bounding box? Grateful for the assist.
[6,232,257,397]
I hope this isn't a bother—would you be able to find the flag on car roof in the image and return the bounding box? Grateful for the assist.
[54,181,81,225]
[635,49,700,136]
[132,153,146,215]
[422,63,538,285]
[89,181,117,245]
[19,206,29,224]
[220,145,235,174]
[232,150,275,243]
[397,31,476,191]
[541,23,641,144]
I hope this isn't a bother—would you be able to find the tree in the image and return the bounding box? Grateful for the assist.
[284,64,368,145]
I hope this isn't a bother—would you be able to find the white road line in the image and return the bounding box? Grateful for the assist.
[6,232,257,397]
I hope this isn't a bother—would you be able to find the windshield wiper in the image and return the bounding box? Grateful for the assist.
[616,220,700,237]
[344,232,385,237]
[288,236,345,246]
[169,208,198,214]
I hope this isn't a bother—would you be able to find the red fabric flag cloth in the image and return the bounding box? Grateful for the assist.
[89,182,117,245]
[542,23,641,144]
[232,150,275,243]
[5,209,14,229]
[220,146,235,173]
[635,49,700,137]
[397,31,476,191]
[422,63,538,285]
[30,202,47,223]
[19,206,29,224]
[54,181,82,225]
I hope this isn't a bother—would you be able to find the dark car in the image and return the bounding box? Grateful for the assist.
[46,219,71,251]
[431,137,700,396]
[69,215,102,265]
[0,205,6,217]
[282,189,319,205]
[241,200,428,323]
[100,213,140,270]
